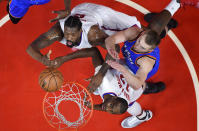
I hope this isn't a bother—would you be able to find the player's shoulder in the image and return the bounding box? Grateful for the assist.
[124,26,143,40]
[45,22,64,41]
[137,56,156,69]
[87,25,101,40]
[89,25,101,33]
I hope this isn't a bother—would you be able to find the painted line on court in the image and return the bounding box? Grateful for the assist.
[0,0,198,130]
[115,0,199,130]
[0,14,9,28]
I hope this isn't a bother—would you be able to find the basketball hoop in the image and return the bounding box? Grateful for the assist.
[43,82,93,130]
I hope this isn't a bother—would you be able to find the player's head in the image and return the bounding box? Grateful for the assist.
[102,96,128,114]
[64,16,82,48]
[134,30,161,53]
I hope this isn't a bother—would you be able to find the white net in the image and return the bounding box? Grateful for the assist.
[43,82,93,130]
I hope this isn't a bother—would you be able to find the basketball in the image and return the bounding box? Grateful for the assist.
[39,68,64,92]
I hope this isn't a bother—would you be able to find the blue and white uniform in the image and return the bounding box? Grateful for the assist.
[9,0,50,18]
[122,41,160,80]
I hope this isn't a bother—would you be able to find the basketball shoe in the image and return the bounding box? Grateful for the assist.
[143,82,166,94]
[121,110,153,128]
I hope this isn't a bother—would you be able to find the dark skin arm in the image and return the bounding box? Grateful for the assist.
[26,22,64,67]
[86,38,120,93]
[85,102,104,111]
[64,0,71,11]
[85,25,121,93]
[49,0,71,23]
[51,47,104,68]
[86,47,120,93]
[85,94,113,112]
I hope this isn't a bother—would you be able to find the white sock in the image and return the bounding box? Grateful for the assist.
[127,102,142,116]
[165,0,180,16]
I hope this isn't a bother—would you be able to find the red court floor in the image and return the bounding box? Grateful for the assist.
[0,0,199,131]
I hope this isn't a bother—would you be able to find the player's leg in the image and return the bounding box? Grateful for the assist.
[144,12,178,39]
[121,102,152,128]
[147,0,180,35]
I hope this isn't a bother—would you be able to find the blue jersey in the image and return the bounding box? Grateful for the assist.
[121,41,160,80]
[9,0,50,18]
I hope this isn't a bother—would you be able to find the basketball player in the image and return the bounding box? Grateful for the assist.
[103,0,190,92]
[68,47,153,128]
[26,2,146,93]
[6,0,70,24]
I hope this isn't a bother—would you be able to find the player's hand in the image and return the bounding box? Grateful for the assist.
[105,43,119,59]
[41,50,56,67]
[86,73,103,94]
[106,60,125,72]
[49,10,70,23]
[83,94,92,109]
[50,56,65,68]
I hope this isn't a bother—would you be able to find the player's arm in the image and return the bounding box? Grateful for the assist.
[64,0,71,12]
[49,0,71,23]
[85,102,104,111]
[26,22,64,67]
[105,26,142,59]
[107,57,155,90]
[88,25,109,47]
[86,44,120,93]
[51,47,103,68]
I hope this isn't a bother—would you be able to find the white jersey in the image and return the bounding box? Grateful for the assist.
[95,65,143,106]
[59,3,141,49]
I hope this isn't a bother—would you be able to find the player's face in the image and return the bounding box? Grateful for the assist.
[64,26,82,48]
[133,33,154,53]
[102,97,122,114]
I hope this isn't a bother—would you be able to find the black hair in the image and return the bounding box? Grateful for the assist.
[64,16,82,30]
[116,97,128,114]
[145,30,161,48]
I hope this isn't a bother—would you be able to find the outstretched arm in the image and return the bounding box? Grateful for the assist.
[107,57,155,90]
[49,0,71,23]
[105,26,142,59]
[26,22,63,67]
[51,47,104,68]
[64,0,71,11]
[86,44,120,93]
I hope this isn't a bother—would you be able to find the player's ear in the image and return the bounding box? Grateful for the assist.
[112,96,117,99]
[80,28,82,32]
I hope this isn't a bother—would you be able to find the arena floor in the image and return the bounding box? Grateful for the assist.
[0,0,198,131]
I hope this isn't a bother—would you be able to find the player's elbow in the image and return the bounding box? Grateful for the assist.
[26,44,37,56]
[133,84,142,90]
[130,78,144,90]
[105,36,115,46]
[90,47,100,57]
[26,45,32,55]
[130,83,142,90]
